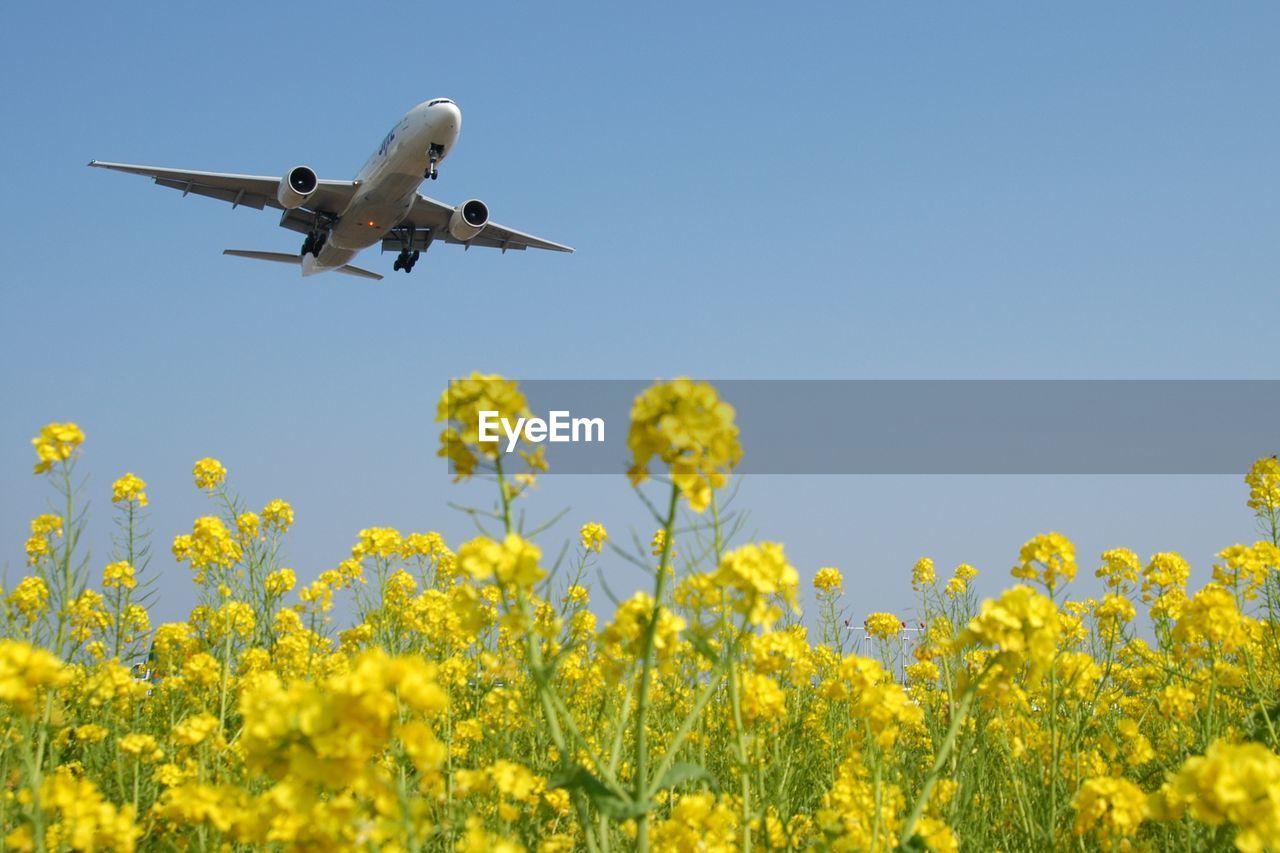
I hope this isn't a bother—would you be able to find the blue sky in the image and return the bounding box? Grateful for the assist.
[1,3,1277,632]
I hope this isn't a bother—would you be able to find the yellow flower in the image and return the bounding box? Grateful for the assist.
[111,472,148,506]
[457,817,525,853]
[0,640,70,717]
[457,533,545,590]
[24,534,49,565]
[74,723,110,744]
[1071,775,1147,850]
[173,516,242,570]
[651,529,676,558]
[912,557,936,588]
[957,584,1059,686]
[353,526,404,560]
[1245,455,1280,514]
[1116,718,1154,767]
[864,612,903,640]
[600,592,686,668]
[939,567,974,603]
[192,457,226,490]
[1143,552,1190,600]
[818,748,906,845]
[31,421,84,474]
[264,568,296,595]
[740,671,788,725]
[627,378,742,513]
[31,513,63,537]
[1093,593,1135,639]
[1172,583,1249,652]
[69,590,110,642]
[172,713,221,747]
[1213,542,1280,601]
[650,792,739,852]
[435,373,531,479]
[102,561,137,590]
[1156,684,1197,721]
[119,732,159,754]
[405,531,450,560]
[1153,740,1280,853]
[8,576,49,622]
[36,766,140,852]
[713,542,799,627]
[814,566,843,594]
[913,816,959,853]
[1097,548,1140,592]
[398,719,447,774]
[579,522,608,553]
[235,511,260,539]
[119,733,162,762]
[262,498,294,532]
[25,514,63,566]
[1011,532,1077,591]
[905,659,940,684]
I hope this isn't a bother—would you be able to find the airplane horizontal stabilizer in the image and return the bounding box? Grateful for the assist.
[222,249,384,281]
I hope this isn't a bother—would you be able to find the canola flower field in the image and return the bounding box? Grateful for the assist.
[4,375,1280,852]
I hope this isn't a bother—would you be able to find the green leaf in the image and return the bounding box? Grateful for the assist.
[550,764,651,820]
[654,760,718,794]
[896,834,928,853]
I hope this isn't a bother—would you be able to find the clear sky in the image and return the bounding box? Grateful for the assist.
[1,3,1277,633]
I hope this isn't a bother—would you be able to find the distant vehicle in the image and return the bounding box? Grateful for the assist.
[90,98,573,281]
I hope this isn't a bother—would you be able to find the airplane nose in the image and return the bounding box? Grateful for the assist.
[438,102,461,131]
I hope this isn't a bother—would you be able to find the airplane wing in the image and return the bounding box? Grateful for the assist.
[222,250,383,281]
[87,160,357,216]
[406,194,574,253]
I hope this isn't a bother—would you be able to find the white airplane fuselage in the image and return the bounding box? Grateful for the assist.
[305,98,461,274]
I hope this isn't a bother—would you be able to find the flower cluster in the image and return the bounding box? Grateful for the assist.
[627,378,742,512]
[711,541,799,627]
[435,373,531,479]
[191,457,226,491]
[579,522,608,553]
[31,422,84,474]
[1011,531,1077,591]
[7,411,1280,853]
[111,472,148,506]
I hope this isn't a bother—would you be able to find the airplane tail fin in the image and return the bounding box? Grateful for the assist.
[222,249,384,281]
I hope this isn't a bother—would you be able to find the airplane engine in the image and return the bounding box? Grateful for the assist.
[276,166,318,209]
[448,199,489,241]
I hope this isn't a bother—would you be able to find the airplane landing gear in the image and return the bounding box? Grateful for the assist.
[300,232,326,257]
[300,221,329,257]
[393,249,420,273]
[390,225,430,273]
[425,144,444,180]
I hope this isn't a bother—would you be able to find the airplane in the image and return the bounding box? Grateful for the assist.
[89,98,573,281]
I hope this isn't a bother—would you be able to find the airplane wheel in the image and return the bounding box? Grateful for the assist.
[393,259,403,272]
[411,251,420,261]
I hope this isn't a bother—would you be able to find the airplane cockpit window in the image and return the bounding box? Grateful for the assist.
[427,99,454,107]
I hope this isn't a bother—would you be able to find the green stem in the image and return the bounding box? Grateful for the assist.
[899,670,983,845]
[633,483,680,853]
